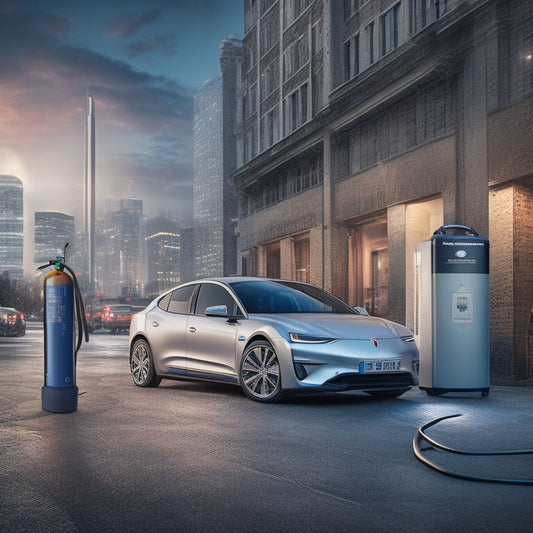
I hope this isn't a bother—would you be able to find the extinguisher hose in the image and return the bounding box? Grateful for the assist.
[61,262,90,355]
[413,414,533,485]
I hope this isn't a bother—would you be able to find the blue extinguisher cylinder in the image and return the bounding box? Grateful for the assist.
[42,268,78,413]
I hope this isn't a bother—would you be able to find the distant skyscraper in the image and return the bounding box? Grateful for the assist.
[84,93,96,292]
[0,175,24,279]
[96,199,144,298]
[145,217,180,296]
[194,76,224,278]
[193,37,242,278]
[34,212,75,264]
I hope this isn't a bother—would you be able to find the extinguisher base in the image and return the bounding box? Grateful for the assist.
[42,385,78,413]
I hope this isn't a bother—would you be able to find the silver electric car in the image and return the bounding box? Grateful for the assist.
[129,277,419,402]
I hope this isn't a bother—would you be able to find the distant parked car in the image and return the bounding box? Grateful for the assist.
[87,308,105,333]
[102,304,142,333]
[0,307,26,337]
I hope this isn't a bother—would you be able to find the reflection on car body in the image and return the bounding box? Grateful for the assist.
[129,277,419,403]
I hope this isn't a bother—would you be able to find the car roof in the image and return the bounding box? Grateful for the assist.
[183,276,304,285]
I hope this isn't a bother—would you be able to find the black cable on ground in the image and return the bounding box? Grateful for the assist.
[413,414,533,485]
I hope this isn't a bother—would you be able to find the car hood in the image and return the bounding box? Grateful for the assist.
[249,313,412,340]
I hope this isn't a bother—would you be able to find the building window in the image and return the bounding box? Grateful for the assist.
[261,106,279,151]
[241,154,323,216]
[344,34,360,81]
[260,7,279,56]
[245,125,257,162]
[409,0,450,34]
[344,40,351,82]
[312,21,323,56]
[344,0,369,19]
[244,34,257,71]
[245,83,257,118]
[285,83,309,134]
[366,22,375,66]
[284,0,312,26]
[260,60,279,101]
[344,80,454,177]
[381,4,400,56]
[283,34,309,81]
[312,68,324,115]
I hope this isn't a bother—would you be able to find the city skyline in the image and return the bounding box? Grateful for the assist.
[0,0,243,273]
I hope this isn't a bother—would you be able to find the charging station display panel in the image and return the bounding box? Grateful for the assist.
[433,237,489,275]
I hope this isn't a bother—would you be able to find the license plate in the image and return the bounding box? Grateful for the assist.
[360,359,401,373]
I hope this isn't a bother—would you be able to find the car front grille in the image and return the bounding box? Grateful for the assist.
[323,372,414,391]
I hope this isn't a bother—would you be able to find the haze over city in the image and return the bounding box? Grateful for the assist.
[0,0,243,271]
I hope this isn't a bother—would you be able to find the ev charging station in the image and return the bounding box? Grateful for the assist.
[415,225,490,396]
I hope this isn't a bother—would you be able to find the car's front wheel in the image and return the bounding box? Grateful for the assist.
[239,340,285,403]
[130,338,161,387]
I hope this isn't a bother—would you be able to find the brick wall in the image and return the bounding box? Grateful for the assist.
[513,186,533,380]
[489,186,514,381]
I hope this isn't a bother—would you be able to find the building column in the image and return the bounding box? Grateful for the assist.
[456,20,489,237]
[280,237,293,280]
[322,128,334,292]
[387,204,406,326]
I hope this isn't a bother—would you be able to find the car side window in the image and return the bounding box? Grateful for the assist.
[194,284,241,316]
[158,293,171,311]
[165,285,197,314]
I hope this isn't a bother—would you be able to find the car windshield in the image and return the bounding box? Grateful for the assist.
[229,280,357,314]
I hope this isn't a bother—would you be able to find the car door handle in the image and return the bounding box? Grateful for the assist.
[152,321,159,328]
[188,326,196,333]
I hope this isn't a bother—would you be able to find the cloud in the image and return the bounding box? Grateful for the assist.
[104,8,161,38]
[125,33,177,59]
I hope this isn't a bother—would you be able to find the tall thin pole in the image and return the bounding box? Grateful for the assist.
[84,93,96,293]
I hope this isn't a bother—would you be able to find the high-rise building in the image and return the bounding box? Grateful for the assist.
[145,217,181,297]
[0,175,24,279]
[232,0,533,382]
[34,211,75,264]
[194,76,224,278]
[193,38,242,278]
[96,199,144,298]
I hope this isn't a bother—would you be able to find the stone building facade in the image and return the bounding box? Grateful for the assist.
[232,0,533,383]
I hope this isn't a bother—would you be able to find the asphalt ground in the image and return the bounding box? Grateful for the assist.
[1,323,533,532]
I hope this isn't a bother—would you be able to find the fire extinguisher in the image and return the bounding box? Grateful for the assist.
[38,244,89,413]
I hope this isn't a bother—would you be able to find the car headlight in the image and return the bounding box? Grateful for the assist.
[289,333,337,344]
[401,335,416,342]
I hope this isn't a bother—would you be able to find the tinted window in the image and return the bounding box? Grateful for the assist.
[194,283,241,316]
[166,285,197,314]
[230,280,356,314]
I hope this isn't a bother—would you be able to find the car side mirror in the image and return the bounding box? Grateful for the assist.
[354,306,369,316]
[205,305,228,316]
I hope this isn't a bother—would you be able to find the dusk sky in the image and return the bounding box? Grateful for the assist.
[0,0,243,267]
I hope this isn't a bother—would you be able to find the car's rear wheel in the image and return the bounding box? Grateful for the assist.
[130,338,161,387]
[239,340,285,403]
